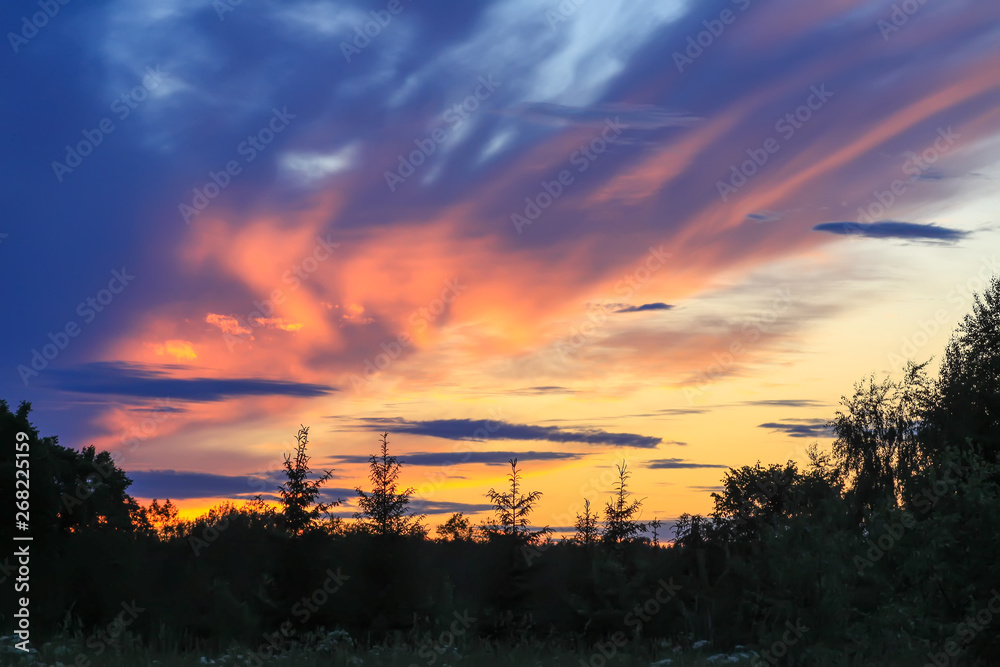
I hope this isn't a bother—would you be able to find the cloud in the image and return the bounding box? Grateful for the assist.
[49,362,335,402]
[615,302,674,314]
[646,458,728,469]
[812,221,970,242]
[507,102,702,130]
[408,500,496,515]
[758,419,833,439]
[327,450,586,467]
[280,143,359,183]
[128,469,352,500]
[355,418,661,448]
[738,399,827,408]
[514,386,578,395]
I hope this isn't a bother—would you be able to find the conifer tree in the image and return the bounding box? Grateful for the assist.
[483,458,549,543]
[573,498,600,547]
[355,432,425,536]
[601,460,647,544]
[277,425,339,534]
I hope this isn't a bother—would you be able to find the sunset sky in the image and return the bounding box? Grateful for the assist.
[4,0,1000,534]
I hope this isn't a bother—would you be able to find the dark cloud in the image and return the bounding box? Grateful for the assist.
[127,469,351,500]
[409,500,496,515]
[812,221,969,242]
[356,418,661,448]
[738,399,827,408]
[327,450,585,467]
[615,303,674,314]
[758,419,833,438]
[646,458,728,469]
[48,362,335,401]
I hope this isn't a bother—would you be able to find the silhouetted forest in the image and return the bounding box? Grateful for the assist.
[5,279,1000,665]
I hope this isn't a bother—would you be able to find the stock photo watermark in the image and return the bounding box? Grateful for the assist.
[856,126,960,224]
[716,84,834,201]
[7,0,71,54]
[684,286,793,402]
[179,107,296,224]
[340,0,412,62]
[51,66,168,182]
[511,117,628,233]
[877,0,931,40]
[385,75,502,192]
[672,0,753,72]
[16,267,135,385]
[349,278,466,391]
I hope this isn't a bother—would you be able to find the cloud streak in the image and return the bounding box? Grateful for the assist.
[758,419,834,439]
[356,418,661,448]
[812,221,970,242]
[48,363,335,402]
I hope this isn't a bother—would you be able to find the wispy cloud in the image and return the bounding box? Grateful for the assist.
[758,419,833,439]
[355,418,661,448]
[507,102,702,130]
[327,450,586,467]
[615,302,674,314]
[813,221,970,242]
[49,363,335,402]
[128,469,350,500]
[646,459,728,470]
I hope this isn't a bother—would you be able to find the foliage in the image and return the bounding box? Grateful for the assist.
[354,432,425,537]
[277,425,339,534]
[572,498,600,547]
[482,458,550,544]
[601,461,647,545]
[8,277,1000,664]
[436,511,475,541]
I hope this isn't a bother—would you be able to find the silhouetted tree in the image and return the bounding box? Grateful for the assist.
[277,425,339,534]
[573,498,599,547]
[932,275,1000,461]
[145,498,180,538]
[830,362,931,516]
[354,432,425,536]
[483,458,549,543]
[436,511,474,541]
[1,400,142,538]
[601,460,646,544]
[649,516,663,547]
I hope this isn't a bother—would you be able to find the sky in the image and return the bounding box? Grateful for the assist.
[3,0,1000,534]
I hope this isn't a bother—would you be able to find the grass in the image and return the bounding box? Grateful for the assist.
[3,631,759,667]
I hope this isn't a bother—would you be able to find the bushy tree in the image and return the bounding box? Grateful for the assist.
[436,511,474,541]
[0,400,142,538]
[830,362,931,516]
[354,432,425,536]
[932,275,1000,461]
[277,425,339,534]
[144,498,181,538]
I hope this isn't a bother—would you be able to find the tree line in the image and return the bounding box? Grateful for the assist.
[4,278,1000,664]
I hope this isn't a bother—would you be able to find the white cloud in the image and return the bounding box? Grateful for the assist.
[280,143,360,183]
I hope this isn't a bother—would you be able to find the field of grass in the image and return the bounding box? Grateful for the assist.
[3,632,763,667]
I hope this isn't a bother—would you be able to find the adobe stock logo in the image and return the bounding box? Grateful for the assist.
[17,268,136,385]
[7,0,71,54]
